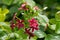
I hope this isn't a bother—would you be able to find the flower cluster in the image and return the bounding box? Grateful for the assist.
[10,2,39,39]
[10,13,24,30]
[28,18,39,32]
[10,19,24,29]
[10,16,39,38]
[24,18,39,38]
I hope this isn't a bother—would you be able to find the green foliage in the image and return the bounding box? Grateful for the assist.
[2,0,13,5]
[49,18,56,24]
[0,8,9,22]
[25,0,35,8]
[55,22,60,34]
[45,34,60,40]
[34,30,46,38]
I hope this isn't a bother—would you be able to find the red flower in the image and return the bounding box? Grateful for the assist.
[10,22,16,29]
[16,19,24,29]
[25,28,34,39]
[16,19,24,23]
[10,17,24,29]
[28,18,39,32]
[16,21,24,29]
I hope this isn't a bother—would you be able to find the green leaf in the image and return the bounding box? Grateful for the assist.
[0,0,3,4]
[56,5,60,10]
[37,14,49,27]
[39,25,45,31]
[13,0,19,4]
[49,18,56,24]
[0,8,9,22]
[9,6,18,14]
[55,11,60,21]
[34,30,46,38]
[2,8,9,14]
[8,33,20,39]
[0,8,1,13]
[0,33,20,40]
[0,8,9,14]
[2,0,13,5]
[0,29,7,37]
[55,22,60,34]
[45,34,60,40]
[0,14,5,22]
[0,35,8,40]
[49,24,56,30]
[44,0,56,7]
[38,14,49,23]
[17,28,28,39]
[25,0,35,8]
[15,0,24,4]
[0,22,11,33]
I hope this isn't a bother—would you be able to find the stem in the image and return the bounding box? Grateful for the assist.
[27,36,31,40]
[28,38,31,40]
[29,36,31,39]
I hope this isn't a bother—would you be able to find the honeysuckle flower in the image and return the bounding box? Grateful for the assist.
[28,18,39,32]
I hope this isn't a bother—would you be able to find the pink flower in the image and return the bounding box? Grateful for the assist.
[33,6,39,10]
[28,18,39,32]
[21,3,26,8]
[18,2,28,10]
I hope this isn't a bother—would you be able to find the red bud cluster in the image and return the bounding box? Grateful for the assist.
[10,13,24,30]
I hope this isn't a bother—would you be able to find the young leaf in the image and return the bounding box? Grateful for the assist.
[0,8,9,22]
[2,8,9,14]
[0,14,5,22]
